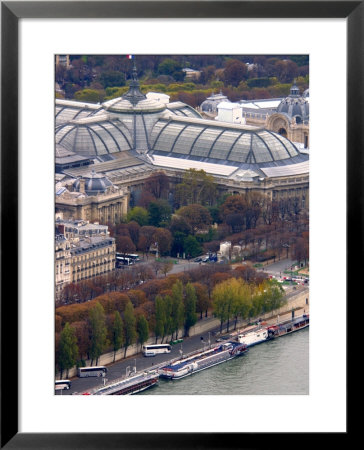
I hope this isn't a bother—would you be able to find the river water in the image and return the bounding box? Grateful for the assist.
[141,328,309,395]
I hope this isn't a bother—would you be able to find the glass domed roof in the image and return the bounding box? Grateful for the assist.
[149,116,304,167]
[55,115,133,157]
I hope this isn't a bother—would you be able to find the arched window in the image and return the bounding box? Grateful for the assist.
[278,128,287,138]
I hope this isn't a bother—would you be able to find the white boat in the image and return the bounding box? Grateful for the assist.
[88,370,159,395]
[237,327,269,347]
[159,342,247,380]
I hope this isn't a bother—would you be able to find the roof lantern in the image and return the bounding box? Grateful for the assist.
[121,59,147,106]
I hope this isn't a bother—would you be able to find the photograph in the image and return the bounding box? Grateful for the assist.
[1,0,355,446]
[54,54,310,396]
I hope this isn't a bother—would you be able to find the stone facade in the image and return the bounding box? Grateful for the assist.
[55,233,72,297]
[55,220,116,297]
[55,187,129,225]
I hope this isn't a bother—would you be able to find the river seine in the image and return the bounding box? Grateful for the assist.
[141,328,309,395]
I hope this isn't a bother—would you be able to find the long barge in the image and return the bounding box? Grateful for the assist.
[267,314,309,339]
[234,314,309,347]
[86,370,159,395]
[159,341,247,380]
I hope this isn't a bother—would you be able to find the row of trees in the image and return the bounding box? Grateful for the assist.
[212,277,285,333]
[56,55,308,104]
[56,264,285,377]
[57,299,148,378]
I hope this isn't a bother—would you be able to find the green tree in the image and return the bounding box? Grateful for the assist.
[74,89,104,103]
[88,302,107,366]
[58,322,79,378]
[154,295,167,343]
[184,283,197,337]
[171,280,185,340]
[99,70,125,89]
[112,311,124,363]
[127,206,149,226]
[163,295,174,340]
[123,301,137,358]
[137,314,149,350]
[158,58,183,81]
[254,279,285,316]
[212,278,248,333]
[148,199,172,227]
[212,283,229,334]
[183,235,203,258]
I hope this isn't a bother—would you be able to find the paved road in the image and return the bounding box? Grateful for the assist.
[58,327,222,395]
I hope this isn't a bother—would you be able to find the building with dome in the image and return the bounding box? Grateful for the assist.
[198,83,309,148]
[55,63,309,224]
[266,82,309,147]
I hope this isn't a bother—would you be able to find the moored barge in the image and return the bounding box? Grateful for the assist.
[267,314,309,339]
[89,370,159,395]
[159,342,247,380]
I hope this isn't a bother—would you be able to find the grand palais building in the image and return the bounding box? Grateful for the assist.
[55,65,309,225]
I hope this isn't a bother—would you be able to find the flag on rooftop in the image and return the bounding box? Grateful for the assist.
[127,55,134,59]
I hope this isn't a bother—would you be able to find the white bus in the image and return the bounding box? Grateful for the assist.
[125,253,140,262]
[142,344,172,357]
[77,366,108,378]
[116,256,134,267]
[55,379,71,390]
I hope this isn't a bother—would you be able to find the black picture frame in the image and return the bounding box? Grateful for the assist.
[1,1,358,448]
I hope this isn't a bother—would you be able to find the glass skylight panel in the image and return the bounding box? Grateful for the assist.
[274,133,299,156]
[56,125,72,142]
[252,135,273,163]
[209,131,237,160]
[258,131,289,160]
[192,128,221,158]
[154,123,185,152]
[76,128,93,154]
[228,133,252,162]
[172,126,203,155]
[57,128,76,153]
[89,124,117,153]
[150,122,165,147]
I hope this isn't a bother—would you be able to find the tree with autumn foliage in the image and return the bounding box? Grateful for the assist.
[176,204,212,235]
